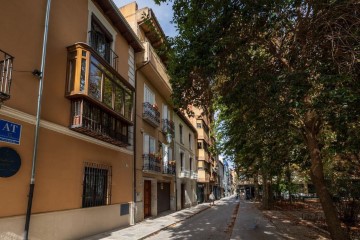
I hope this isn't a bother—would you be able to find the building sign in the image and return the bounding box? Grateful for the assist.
[0,119,22,145]
[0,147,21,177]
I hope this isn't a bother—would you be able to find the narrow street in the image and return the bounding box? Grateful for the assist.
[145,197,281,240]
[145,197,239,240]
[84,196,332,240]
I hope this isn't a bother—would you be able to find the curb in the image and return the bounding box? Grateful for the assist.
[138,205,211,240]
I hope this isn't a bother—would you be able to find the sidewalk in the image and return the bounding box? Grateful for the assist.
[230,200,282,240]
[83,202,211,240]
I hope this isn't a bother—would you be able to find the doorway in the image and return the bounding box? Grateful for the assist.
[157,182,170,213]
[144,180,151,218]
[181,184,185,209]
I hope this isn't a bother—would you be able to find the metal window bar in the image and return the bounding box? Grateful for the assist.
[0,49,14,100]
[88,31,118,71]
[82,162,112,208]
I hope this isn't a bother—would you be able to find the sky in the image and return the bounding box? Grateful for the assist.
[113,0,177,37]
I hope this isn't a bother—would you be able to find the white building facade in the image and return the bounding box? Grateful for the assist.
[173,110,198,209]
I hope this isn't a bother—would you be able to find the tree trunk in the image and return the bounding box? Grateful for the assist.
[303,111,349,240]
[262,170,270,210]
[254,172,260,201]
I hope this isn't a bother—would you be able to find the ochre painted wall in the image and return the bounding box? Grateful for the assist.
[0,0,134,219]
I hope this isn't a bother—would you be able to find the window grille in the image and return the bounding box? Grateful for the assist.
[82,162,112,208]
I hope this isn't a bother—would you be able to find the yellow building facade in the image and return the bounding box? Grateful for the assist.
[0,0,142,239]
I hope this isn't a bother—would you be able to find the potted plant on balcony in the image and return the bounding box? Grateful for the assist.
[154,152,162,163]
[152,103,159,111]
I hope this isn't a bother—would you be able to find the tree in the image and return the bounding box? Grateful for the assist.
[157,0,359,238]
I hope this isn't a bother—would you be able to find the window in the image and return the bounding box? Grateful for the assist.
[162,143,173,163]
[88,56,134,121]
[179,124,183,144]
[197,141,203,149]
[143,134,156,154]
[196,123,202,128]
[180,152,184,171]
[162,104,170,120]
[189,134,192,150]
[144,85,155,105]
[82,162,112,208]
[90,15,113,63]
[190,157,193,172]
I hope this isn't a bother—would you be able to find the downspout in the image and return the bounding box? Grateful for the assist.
[24,0,51,239]
[133,60,149,224]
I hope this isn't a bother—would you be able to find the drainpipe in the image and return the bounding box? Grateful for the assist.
[133,60,149,224]
[24,0,51,239]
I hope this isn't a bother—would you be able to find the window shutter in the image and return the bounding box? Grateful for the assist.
[143,134,149,154]
[149,137,156,154]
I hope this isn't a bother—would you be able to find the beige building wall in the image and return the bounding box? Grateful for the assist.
[120,2,176,222]
[0,0,141,239]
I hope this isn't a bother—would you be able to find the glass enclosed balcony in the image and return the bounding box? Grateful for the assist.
[0,49,14,102]
[66,43,134,146]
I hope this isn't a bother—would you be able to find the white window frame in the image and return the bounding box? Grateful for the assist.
[144,84,155,105]
[143,133,156,154]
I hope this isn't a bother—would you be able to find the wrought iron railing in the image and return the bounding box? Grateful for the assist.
[143,102,160,127]
[88,31,118,71]
[163,164,176,175]
[162,119,175,135]
[70,98,130,147]
[180,169,191,178]
[143,154,161,173]
[0,49,14,102]
[191,171,198,179]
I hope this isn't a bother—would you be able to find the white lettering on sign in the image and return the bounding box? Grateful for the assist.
[2,123,19,133]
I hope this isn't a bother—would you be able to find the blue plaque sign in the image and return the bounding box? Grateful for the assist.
[0,119,22,145]
[0,147,21,177]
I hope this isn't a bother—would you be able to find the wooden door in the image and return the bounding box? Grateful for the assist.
[144,180,151,218]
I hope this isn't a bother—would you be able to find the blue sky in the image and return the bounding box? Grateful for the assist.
[114,0,177,37]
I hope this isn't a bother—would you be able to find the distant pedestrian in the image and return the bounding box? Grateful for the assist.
[209,191,215,206]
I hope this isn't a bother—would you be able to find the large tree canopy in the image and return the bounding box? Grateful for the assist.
[158,0,359,239]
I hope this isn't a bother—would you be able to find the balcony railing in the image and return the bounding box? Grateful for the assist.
[0,49,14,102]
[163,164,176,175]
[70,98,131,147]
[88,31,118,70]
[143,154,161,173]
[191,171,198,180]
[162,119,175,135]
[179,169,191,178]
[143,102,160,127]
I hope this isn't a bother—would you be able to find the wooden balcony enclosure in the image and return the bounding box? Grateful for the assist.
[66,43,134,147]
[0,49,14,102]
